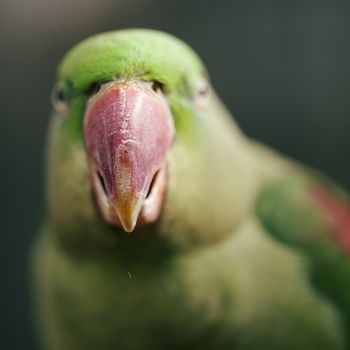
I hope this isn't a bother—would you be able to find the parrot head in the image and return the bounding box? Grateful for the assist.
[48,29,253,247]
[50,30,210,233]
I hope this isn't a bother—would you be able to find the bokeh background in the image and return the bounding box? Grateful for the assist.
[1,0,349,349]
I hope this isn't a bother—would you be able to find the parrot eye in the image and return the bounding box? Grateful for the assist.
[151,81,163,93]
[88,82,102,95]
[51,83,69,116]
[195,78,210,108]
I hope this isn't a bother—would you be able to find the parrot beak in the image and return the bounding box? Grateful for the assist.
[84,80,175,232]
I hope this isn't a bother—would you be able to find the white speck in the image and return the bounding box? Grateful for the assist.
[127,271,132,279]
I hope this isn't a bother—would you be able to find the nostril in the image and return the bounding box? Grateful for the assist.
[97,171,108,196]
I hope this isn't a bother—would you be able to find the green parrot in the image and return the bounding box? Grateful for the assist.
[33,29,350,350]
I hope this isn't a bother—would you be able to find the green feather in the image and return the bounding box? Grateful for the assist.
[256,178,350,338]
[58,29,205,94]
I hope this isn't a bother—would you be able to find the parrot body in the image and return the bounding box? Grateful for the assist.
[34,29,350,350]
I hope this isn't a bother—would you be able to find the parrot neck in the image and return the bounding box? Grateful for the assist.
[47,93,258,256]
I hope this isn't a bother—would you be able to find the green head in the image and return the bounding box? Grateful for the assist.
[58,29,206,95]
[55,29,209,138]
[48,29,252,251]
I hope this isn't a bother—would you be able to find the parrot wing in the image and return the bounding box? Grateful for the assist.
[256,173,350,335]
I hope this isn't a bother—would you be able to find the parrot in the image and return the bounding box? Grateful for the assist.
[33,28,350,350]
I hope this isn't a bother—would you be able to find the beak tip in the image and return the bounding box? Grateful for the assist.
[121,221,136,233]
[115,201,141,233]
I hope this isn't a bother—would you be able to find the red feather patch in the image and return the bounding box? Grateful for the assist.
[311,185,350,254]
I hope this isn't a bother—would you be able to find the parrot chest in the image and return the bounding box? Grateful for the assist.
[38,237,231,350]
[36,223,345,350]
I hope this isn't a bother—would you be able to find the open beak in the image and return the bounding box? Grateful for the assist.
[84,80,175,232]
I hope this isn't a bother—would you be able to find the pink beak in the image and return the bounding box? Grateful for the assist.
[84,81,175,232]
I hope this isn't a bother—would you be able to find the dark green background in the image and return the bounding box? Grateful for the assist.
[1,0,349,349]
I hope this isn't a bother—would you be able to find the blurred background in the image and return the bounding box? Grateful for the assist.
[0,0,349,349]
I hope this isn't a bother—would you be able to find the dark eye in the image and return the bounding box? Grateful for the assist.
[51,83,69,116]
[88,82,102,95]
[195,78,210,107]
[151,81,163,93]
